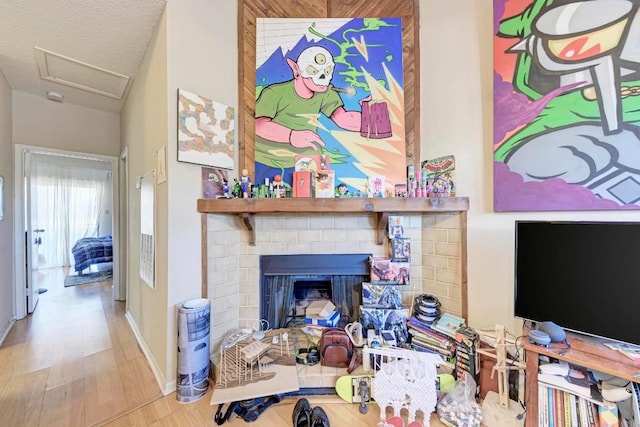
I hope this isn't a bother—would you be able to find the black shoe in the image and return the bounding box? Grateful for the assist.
[292,398,311,427]
[310,406,330,427]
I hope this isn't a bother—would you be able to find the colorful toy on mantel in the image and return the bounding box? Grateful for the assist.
[241,169,252,198]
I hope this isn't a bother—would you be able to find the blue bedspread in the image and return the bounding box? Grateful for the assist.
[72,235,113,272]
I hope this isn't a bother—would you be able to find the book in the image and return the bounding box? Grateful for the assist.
[554,388,564,427]
[598,402,619,427]
[570,393,579,427]
[538,373,592,400]
[421,154,455,197]
[578,397,591,427]
[564,391,573,427]
[538,364,594,400]
[367,175,386,197]
[201,167,228,198]
[388,215,404,238]
[293,170,313,197]
[549,386,555,427]
[430,312,466,338]
[390,237,410,262]
[314,170,335,198]
[540,383,550,427]
[294,154,329,172]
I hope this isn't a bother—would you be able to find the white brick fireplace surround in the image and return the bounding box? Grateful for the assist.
[200,199,469,352]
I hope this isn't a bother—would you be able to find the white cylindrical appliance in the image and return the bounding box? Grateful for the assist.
[176,298,210,403]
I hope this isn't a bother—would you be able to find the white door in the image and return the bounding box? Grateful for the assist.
[24,151,41,313]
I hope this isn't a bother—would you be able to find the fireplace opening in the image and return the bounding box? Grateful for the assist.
[292,277,332,318]
[260,254,371,328]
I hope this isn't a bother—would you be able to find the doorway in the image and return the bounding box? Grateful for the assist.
[13,145,121,319]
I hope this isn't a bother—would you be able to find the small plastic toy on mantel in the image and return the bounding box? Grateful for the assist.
[240,169,252,198]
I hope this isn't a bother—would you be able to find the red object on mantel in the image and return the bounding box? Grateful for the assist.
[293,171,313,197]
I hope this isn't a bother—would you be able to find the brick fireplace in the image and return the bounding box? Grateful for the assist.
[202,206,467,353]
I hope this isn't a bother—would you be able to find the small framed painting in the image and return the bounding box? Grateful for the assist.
[177,89,235,169]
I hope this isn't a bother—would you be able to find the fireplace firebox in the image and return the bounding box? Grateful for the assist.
[259,254,371,328]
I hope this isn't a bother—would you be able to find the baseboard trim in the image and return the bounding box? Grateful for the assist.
[0,319,16,346]
[124,311,173,395]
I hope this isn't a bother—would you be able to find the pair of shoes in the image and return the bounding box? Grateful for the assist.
[293,398,311,427]
[292,399,330,427]
[310,406,330,427]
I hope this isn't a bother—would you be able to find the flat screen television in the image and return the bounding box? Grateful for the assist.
[514,220,640,346]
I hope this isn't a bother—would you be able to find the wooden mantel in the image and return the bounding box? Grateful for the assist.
[197,197,469,245]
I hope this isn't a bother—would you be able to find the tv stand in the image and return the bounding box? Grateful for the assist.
[524,333,640,426]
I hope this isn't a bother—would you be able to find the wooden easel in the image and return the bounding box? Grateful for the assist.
[477,324,526,408]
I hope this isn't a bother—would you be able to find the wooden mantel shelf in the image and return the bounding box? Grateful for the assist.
[197,197,469,245]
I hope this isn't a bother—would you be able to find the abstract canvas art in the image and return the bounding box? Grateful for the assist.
[254,18,406,195]
[494,0,640,211]
[178,89,235,169]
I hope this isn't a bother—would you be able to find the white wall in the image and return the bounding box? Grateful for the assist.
[120,8,170,391]
[13,91,120,157]
[0,69,14,342]
[164,0,238,391]
[420,0,640,336]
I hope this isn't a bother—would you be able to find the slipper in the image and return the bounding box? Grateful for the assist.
[292,398,311,427]
[385,416,405,427]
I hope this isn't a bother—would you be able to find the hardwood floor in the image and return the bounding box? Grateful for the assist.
[0,266,163,427]
[103,391,450,426]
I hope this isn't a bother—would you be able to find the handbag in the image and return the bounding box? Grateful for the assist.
[319,327,355,369]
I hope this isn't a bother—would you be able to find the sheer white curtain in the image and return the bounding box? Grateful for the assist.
[32,161,110,268]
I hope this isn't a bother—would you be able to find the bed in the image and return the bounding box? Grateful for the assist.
[71,235,113,273]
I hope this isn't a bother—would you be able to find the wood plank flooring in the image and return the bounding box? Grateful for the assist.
[103,392,450,426]
[0,267,163,427]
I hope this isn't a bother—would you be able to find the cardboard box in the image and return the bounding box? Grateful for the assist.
[304,310,340,327]
[370,257,411,286]
[362,282,403,309]
[305,300,336,318]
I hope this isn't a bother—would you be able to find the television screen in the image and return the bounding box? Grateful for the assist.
[514,221,640,346]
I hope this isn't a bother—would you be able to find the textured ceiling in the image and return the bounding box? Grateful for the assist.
[0,0,166,113]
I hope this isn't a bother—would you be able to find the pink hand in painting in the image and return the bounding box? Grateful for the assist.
[289,129,326,151]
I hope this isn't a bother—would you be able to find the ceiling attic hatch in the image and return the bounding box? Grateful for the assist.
[34,47,130,100]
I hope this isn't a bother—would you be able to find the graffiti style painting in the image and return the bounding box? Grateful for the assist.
[255,18,406,195]
[178,89,235,170]
[494,0,640,211]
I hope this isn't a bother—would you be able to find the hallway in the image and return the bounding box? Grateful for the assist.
[0,267,162,427]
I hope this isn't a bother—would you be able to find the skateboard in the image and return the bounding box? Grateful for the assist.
[335,374,374,414]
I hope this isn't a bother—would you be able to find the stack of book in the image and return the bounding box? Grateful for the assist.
[407,315,456,364]
[454,325,479,380]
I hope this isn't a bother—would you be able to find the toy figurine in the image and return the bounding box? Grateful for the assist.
[273,174,285,198]
[241,169,252,198]
[222,179,230,198]
[335,182,351,198]
[232,178,241,198]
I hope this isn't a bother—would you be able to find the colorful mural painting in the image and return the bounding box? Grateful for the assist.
[255,18,406,195]
[494,0,640,211]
